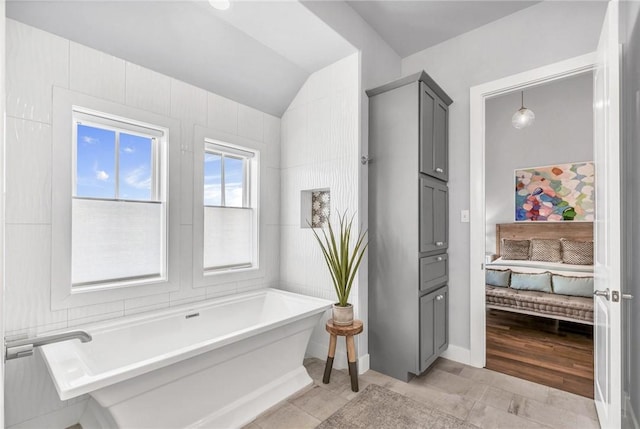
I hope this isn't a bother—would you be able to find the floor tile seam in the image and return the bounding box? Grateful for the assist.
[468,401,556,429]
[285,400,322,424]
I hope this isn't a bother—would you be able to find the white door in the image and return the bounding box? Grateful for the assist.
[593,1,621,428]
[0,0,6,426]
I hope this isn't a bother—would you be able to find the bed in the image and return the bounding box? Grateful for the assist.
[485,222,594,325]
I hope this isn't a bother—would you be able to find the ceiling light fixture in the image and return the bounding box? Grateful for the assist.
[209,0,230,11]
[512,91,535,129]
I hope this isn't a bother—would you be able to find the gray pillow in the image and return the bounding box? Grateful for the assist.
[510,272,552,293]
[501,239,530,260]
[561,239,594,265]
[552,275,593,297]
[530,239,562,262]
[486,269,511,287]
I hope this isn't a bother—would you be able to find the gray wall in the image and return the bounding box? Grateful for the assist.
[621,2,640,427]
[485,73,594,254]
[401,1,607,351]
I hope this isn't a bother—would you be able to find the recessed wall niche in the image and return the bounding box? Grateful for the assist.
[300,188,330,228]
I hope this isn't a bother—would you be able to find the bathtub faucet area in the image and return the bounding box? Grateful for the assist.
[5,330,93,360]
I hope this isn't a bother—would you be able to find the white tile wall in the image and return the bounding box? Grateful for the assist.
[5,118,52,224]
[238,104,264,142]
[5,353,69,427]
[278,53,360,361]
[125,63,171,116]
[6,19,68,124]
[5,225,67,334]
[6,19,281,427]
[69,42,126,103]
[207,92,238,135]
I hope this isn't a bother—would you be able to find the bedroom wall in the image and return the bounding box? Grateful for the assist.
[401,0,607,355]
[484,73,594,254]
[5,19,281,428]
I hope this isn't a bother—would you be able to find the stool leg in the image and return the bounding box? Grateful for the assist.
[346,335,358,392]
[323,334,337,384]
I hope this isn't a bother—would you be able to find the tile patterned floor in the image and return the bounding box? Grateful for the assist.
[244,357,600,429]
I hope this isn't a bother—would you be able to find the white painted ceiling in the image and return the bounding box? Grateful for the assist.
[347,1,539,57]
[7,0,543,116]
[6,0,356,116]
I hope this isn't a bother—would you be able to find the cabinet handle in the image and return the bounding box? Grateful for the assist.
[436,295,444,301]
[435,242,444,247]
[436,256,443,262]
[435,167,444,173]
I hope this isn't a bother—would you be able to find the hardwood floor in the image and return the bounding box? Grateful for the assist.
[486,309,594,398]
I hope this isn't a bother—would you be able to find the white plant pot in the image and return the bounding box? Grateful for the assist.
[332,303,354,326]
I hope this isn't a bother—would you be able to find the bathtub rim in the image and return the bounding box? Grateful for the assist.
[39,288,332,400]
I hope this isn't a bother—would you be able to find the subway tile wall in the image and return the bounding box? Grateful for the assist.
[5,19,281,428]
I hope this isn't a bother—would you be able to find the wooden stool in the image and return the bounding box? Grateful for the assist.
[323,319,363,392]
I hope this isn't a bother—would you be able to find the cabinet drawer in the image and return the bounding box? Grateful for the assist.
[420,254,448,292]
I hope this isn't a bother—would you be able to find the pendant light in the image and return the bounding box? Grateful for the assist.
[512,91,535,129]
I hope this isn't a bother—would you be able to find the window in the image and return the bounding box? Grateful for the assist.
[203,140,257,272]
[71,109,166,289]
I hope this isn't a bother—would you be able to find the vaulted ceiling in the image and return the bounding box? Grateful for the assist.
[7,0,545,116]
[346,1,539,57]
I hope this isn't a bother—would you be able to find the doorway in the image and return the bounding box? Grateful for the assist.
[482,73,595,398]
[468,52,597,369]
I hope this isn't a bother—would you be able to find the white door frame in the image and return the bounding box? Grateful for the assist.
[468,52,598,368]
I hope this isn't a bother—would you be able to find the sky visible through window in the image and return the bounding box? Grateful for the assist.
[76,124,153,201]
[204,152,244,207]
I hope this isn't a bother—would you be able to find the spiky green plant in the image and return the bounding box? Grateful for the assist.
[309,212,368,307]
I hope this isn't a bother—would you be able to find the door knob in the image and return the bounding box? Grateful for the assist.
[436,256,443,262]
[594,288,610,300]
[435,167,444,173]
[436,295,444,301]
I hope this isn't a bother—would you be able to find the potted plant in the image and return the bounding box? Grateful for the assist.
[309,212,368,326]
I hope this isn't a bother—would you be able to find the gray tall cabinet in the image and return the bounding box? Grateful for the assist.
[367,71,452,382]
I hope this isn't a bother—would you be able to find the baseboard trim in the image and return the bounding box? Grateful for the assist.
[441,344,472,366]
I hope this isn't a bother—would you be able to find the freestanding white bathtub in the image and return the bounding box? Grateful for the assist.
[39,288,332,428]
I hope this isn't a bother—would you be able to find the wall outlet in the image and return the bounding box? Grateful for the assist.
[461,209,470,223]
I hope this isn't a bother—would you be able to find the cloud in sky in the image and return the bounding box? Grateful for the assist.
[123,146,134,154]
[96,170,109,181]
[83,136,99,144]
[124,165,151,190]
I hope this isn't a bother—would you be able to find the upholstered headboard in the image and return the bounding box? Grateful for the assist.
[495,222,594,257]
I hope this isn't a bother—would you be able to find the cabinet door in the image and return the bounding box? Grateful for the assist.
[419,285,448,373]
[420,177,448,253]
[433,99,449,181]
[420,253,448,293]
[419,291,436,372]
[434,286,449,355]
[420,83,449,181]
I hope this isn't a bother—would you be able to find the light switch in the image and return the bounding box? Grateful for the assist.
[461,209,470,223]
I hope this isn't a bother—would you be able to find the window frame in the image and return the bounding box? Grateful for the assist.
[70,108,167,289]
[72,109,163,203]
[51,88,181,310]
[204,140,253,209]
[193,126,264,289]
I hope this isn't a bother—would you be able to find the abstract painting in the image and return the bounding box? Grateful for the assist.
[515,162,594,221]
